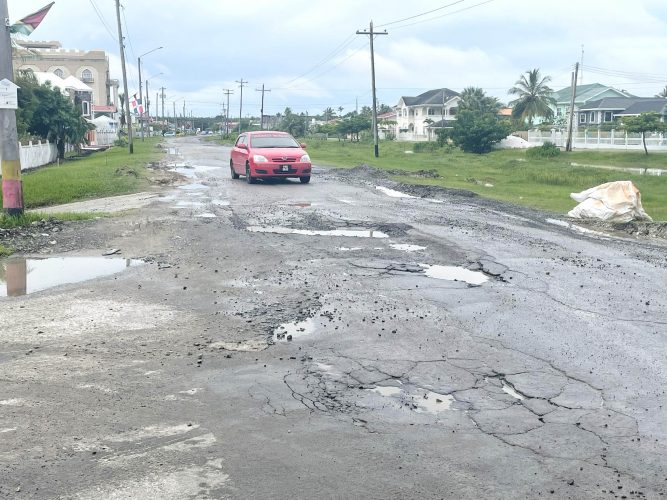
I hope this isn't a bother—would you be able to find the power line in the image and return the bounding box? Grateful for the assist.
[89,0,117,42]
[390,0,497,31]
[376,0,467,28]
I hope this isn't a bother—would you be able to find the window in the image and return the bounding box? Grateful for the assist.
[81,69,93,82]
[82,101,90,116]
[557,108,563,117]
[428,108,437,116]
[449,107,457,116]
[604,111,613,122]
[579,113,586,123]
[53,68,64,78]
[589,112,595,123]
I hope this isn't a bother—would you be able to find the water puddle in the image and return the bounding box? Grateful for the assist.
[545,218,609,238]
[247,226,389,238]
[211,199,230,206]
[288,202,312,208]
[175,201,205,208]
[368,385,456,413]
[376,186,417,199]
[338,247,363,252]
[419,264,488,285]
[195,213,217,218]
[273,317,317,342]
[338,199,355,205]
[0,257,144,297]
[501,381,524,400]
[170,165,221,179]
[178,183,207,191]
[390,243,426,253]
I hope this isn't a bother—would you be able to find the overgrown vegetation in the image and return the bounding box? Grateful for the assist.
[0,211,98,229]
[0,137,161,208]
[526,141,561,159]
[307,140,667,220]
[0,245,11,257]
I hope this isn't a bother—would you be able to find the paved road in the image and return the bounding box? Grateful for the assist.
[1,136,665,499]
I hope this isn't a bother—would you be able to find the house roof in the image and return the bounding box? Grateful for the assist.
[578,97,647,111]
[33,71,92,93]
[616,99,667,116]
[400,88,459,107]
[552,83,634,104]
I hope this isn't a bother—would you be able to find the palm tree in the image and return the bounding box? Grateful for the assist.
[458,87,501,114]
[508,69,556,127]
[655,86,667,98]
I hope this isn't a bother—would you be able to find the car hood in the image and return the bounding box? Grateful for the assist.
[251,147,306,158]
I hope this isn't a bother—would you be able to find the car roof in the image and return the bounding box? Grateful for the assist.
[246,131,289,136]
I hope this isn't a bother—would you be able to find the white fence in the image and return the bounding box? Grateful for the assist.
[90,128,118,146]
[528,129,667,151]
[19,140,58,170]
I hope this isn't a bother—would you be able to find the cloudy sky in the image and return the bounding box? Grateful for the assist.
[10,0,667,117]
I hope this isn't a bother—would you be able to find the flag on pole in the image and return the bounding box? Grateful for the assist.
[130,94,144,116]
[10,2,55,36]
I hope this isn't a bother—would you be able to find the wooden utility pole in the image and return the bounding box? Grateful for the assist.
[565,62,579,152]
[160,86,166,123]
[0,0,23,215]
[357,21,387,158]
[255,84,271,130]
[236,79,247,134]
[115,0,133,154]
[223,89,233,135]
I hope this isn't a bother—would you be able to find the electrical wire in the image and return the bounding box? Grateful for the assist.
[376,0,468,28]
[88,0,117,42]
[390,0,497,31]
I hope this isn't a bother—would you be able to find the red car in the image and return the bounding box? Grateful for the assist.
[230,131,312,184]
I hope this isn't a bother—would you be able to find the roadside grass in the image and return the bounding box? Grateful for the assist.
[307,140,667,220]
[0,211,99,229]
[0,137,162,209]
[0,245,10,257]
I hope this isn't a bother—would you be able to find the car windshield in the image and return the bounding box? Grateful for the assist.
[251,135,300,148]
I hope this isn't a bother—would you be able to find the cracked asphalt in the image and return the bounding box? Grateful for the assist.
[0,136,665,499]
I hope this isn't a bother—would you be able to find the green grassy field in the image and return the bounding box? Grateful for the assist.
[0,137,162,209]
[306,140,667,221]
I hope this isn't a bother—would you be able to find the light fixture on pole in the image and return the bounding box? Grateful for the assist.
[138,46,163,140]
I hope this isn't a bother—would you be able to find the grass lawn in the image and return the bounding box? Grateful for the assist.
[306,140,667,221]
[0,137,162,209]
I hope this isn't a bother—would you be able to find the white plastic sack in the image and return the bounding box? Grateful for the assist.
[567,181,652,222]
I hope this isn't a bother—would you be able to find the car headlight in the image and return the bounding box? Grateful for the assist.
[253,154,268,163]
[300,154,311,163]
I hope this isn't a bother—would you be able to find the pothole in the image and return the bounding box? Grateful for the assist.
[390,243,426,253]
[247,227,389,238]
[178,183,208,191]
[419,264,489,285]
[367,385,456,413]
[376,186,417,199]
[195,213,217,218]
[273,317,318,342]
[0,257,144,297]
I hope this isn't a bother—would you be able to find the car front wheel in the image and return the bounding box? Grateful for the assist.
[230,160,239,179]
[299,176,311,184]
[246,163,256,184]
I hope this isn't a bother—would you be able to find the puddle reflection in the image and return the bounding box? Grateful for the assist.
[247,226,389,238]
[0,257,143,297]
[419,264,488,285]
[273,317,317,342]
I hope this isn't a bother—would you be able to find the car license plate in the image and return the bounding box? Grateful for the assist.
[281,165,289,172]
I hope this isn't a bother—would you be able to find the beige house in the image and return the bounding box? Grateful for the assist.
[395,88,461,141]
[12,40,119,113]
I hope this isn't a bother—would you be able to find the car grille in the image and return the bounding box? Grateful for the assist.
[271,157,297,163]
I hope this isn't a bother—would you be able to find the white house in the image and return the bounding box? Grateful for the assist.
[395,88,460,141]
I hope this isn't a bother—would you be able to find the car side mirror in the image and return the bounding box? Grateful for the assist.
[300,143,307,149]
[237,143,248,150]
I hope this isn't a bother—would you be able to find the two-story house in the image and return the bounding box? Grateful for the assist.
[395,88,460,141]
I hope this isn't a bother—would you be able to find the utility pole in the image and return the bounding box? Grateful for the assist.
[160,87,166,123]
[580,44,584,85]
[565,62,579,152]
[115,0,133,154]
[236,78,247,134]
[223,89,233,136]
[173,101,177,131]
[357,21,387,158]
[0,0,23,215]
[255,84,271,130]
[155,91,158,133]
[145,78,150,137]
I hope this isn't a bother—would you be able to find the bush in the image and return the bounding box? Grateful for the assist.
[526,141,560,159]
[113,137,128,147]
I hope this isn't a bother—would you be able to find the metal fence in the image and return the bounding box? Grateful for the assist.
[528,129,667,151]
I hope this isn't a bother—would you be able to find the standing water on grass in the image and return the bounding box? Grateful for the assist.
[0,257,144,297]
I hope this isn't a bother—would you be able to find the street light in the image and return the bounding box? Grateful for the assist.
[138,46,163,140]
[145,72,163,137]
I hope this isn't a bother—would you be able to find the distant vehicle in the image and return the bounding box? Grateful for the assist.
[230,131,312,184]
[163,131,175,137]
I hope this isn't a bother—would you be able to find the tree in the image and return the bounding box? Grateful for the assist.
[448,88,512,154]
[621,112,667,155]
[279,107,306,137]
[655,86,667,98]
[508,68,556,127]
[336,113,371,141]
[458,87,501,114]
[322,107,336,121]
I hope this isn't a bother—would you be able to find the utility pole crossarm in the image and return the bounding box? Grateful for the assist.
[356,21,388,158]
